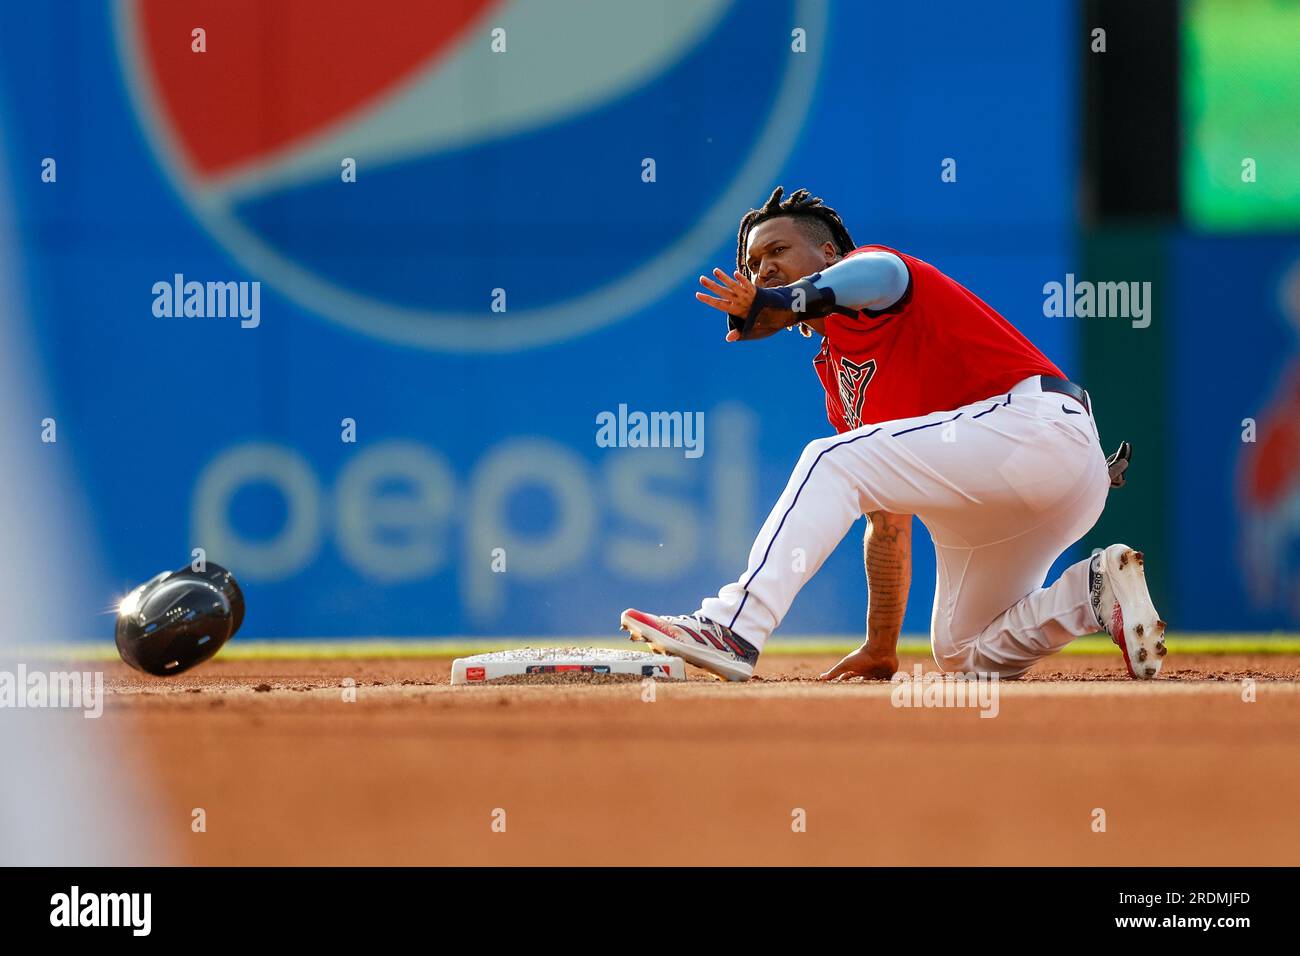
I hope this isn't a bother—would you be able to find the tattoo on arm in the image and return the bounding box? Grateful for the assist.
[865,511,912,653]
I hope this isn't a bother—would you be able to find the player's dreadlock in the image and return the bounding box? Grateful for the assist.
[734,186,856,281]
[734,186,856,336]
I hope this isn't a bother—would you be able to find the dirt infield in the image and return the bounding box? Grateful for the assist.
[86,652,1300,866]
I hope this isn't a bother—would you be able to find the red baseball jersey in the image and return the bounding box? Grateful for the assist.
[813,245,1065,431]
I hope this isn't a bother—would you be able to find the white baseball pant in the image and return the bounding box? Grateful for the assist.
[698,375,1111,677]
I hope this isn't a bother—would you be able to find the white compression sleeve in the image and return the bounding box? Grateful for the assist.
[809,250,909,311]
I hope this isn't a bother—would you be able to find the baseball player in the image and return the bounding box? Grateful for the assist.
[621,186,1165,682]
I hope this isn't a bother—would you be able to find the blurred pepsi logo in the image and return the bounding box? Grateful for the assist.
[116,0,823,351]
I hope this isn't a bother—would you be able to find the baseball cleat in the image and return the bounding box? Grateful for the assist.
[620,608,758,681]
[1090,544,1167,679]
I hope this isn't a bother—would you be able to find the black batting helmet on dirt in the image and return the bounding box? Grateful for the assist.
[114,562,245,676]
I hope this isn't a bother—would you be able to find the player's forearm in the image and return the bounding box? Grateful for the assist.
[809,251,909,312]
[865,511,912,651]
[736,280,840,339]
[737,306,802,339]
[738,252,908,339]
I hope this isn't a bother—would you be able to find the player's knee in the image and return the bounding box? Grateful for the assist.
[929,626,970,671]
[931,641,968,673]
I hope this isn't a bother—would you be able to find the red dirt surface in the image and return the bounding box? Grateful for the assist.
[84,653,1300,865]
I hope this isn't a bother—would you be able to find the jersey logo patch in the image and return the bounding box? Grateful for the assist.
[837,358,878,430]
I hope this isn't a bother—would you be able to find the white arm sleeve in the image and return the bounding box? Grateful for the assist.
[808,251,909,312]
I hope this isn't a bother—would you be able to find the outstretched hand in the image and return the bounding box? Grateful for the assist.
[696,268,757,341]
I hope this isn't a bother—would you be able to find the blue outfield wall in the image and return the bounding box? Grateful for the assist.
[0,1,1077,639]
[1171,235,1300,631]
